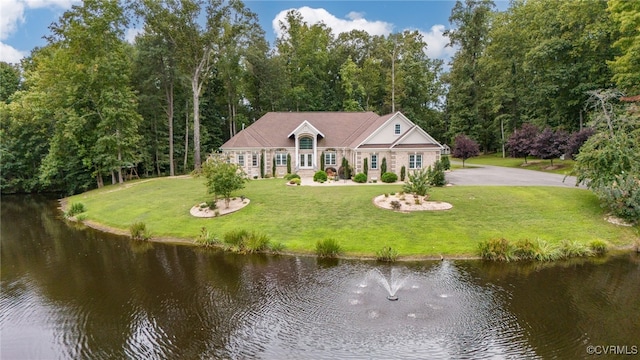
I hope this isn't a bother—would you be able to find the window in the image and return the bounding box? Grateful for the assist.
[371,154,378,169]
[275,153,287,166]
[409,154,422,169]
[299,137,313,150]
[394,124,401,135]
[238,154,245,166]
[324,152,336,166]
[252,154,258,167]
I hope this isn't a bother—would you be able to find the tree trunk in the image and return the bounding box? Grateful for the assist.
[166,82,175,176]
[192,78,201,169]
[117,148,124,184]
[184,99,189,172]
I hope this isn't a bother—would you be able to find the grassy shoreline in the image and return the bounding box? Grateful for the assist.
[63,176,638,259]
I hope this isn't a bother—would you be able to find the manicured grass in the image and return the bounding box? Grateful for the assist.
[67,177,638,258]
[453,153,576,175]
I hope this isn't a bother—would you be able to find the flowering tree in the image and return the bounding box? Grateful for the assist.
[453,134,480,167]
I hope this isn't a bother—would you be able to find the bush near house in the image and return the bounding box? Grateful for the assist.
[353,173,367,183]
[313,170,328,182]
[381,172,397,183]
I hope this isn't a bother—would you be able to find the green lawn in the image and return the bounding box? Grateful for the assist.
[453,153,576,175]
[66,177,638,258]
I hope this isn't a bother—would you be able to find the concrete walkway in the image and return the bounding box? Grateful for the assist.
[445,164,586,188]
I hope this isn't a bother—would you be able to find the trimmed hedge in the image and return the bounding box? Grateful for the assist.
[381,172,398,183]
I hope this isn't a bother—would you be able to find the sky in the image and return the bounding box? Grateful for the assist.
[0,0,508,65]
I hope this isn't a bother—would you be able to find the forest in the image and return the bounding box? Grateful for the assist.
[1,0,639,197]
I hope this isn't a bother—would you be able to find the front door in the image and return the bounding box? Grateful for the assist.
[300,153,313,169]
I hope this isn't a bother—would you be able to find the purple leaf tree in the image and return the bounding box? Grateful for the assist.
[531,128,569,166]
[453,134,480,168]
[506,123,539,163]
[566,128,595,158]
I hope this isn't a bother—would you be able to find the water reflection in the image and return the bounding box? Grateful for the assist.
[1,196,639,359]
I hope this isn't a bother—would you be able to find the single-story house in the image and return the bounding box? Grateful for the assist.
[220,111,444,179]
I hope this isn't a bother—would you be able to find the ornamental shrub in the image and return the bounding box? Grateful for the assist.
[376,246,398,262]
[289,178,301,185]
[381,172,397,183]
[441,155,451,170]
[363,158,368,176]
[353,172,367,183]
[64,202,86,218]
[428,161,446,186]
[381,157,387,174]
[478,238,517,262]
[315,238,342,258]
[287,153,292,174]
[595,174,640,225]
[313,170,328,182]
[284,173,300,180]
[403,169,430,196]
[130,222,151,241]
[400,165,406,181]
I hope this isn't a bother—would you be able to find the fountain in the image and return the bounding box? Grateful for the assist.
[369,268,408,301]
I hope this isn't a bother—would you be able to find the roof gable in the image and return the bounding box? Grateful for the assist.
[288,120,325,138]
[357,112,414,147]
[392,125,444,149]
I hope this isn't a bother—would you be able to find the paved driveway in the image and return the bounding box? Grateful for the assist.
[445,164,586,188]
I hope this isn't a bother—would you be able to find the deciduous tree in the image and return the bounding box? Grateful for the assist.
[453,134,480,167]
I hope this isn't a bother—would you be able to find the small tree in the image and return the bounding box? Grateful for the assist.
[566,128,595,159]
[202,155,246,208]
[286,153,291,174]
[363,157,368,176]
[320,151,325,171]
[260,150,265,178]
[271,156,276,177]
[400,165,406,181]
[339,157,351,179]
[506,123,539,163]
[453,134,480,167]
[531,128,568,166]
[403,169,430,196]
[441,155,450,170]
[381,157,387,174]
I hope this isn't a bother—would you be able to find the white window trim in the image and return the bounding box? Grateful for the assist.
[252,154,258,167]
[275,153,287,166]
[394,124,401,135]
[371,154,378,169]
[238,154,245,166]
[409,154,422,169]
[324,151,337,166]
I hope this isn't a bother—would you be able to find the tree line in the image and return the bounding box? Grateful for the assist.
[1,0,638,197]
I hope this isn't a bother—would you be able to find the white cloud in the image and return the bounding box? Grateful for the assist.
[273,6,393,39]
[0,41,28,63]
[0,0,26,40]
[419,24,456,61]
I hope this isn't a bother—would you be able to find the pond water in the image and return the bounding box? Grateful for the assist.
[2,196,639,359]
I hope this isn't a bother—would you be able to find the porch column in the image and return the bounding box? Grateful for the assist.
[294,135,299,171]
[313,136,317,170]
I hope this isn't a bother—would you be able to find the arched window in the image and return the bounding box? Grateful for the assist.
[299,137,313,150]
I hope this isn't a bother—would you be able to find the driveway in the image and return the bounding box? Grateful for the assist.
[445,164,586,188]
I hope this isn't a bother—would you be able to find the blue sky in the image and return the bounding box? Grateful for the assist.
[1,0,508,64]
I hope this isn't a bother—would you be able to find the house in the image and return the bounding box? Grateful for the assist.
[220,111,444,179]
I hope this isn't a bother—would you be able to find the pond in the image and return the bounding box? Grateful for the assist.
[1,195,639,359]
